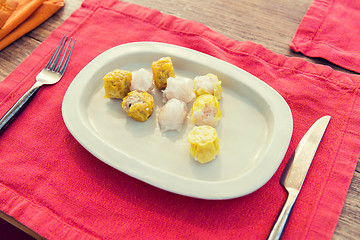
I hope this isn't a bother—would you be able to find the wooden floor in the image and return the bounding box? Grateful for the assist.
[0,1,359,239]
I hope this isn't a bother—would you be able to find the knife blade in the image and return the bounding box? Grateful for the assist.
[268,115,331,240]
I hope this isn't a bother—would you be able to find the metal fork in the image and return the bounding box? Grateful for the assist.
[0,36,76,134]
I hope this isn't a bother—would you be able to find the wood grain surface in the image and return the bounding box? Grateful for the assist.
[0,1,358,239]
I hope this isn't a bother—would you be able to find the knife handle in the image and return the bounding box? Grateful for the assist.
[0,83,41,134]
[267,189,298,240]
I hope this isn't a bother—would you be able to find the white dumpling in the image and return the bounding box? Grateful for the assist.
[162,77,195,103]
[158,99,187,132]
[193,73,222,100]
[130,68,154,92]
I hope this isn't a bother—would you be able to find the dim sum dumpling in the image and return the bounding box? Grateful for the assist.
[187,125,220,164]
[163,77,195,103]
[103,69,132,99]
[122,90,154,121]
[130,68,154,93]
[191,94,221,127]
[158,99,187,132]
[194,73,222,100]
[152,57,175,89]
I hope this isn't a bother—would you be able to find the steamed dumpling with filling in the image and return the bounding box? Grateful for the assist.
[103,69,132,99]
[130,68,154,93]
[122,90,154,122]
[191,94,221,127]
[152,57,175,89]
[188,125,220,164]
[194,73,222,100]
[158,99,187,132]
[162,77,196,103]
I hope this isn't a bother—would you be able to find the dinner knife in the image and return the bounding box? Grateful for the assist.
[267,115,331,240]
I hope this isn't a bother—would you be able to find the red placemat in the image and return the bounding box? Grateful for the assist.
[0,0,359,239]
[290,0,360,73]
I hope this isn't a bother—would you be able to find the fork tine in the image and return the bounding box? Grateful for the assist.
[45,36,66,69]
[59,38,76,75]
[49,36,68,71]
[55,37,73,72]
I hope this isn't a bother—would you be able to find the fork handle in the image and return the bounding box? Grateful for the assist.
[0,84,41,134]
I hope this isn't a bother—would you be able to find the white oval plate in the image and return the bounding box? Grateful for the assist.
[62,42,293,200]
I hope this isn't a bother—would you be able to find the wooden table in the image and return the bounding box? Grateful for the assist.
[0,1,358,239]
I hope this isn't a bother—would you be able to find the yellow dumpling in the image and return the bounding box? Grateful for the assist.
[122,91,154,122]
[188,126,220,164]
[152,57,175,89]
[104,69,132,99]
[194,73,222,100]
[191,94,221,127]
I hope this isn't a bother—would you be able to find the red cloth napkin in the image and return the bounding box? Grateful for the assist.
[290,0,360,73]
[0,0,359,239]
